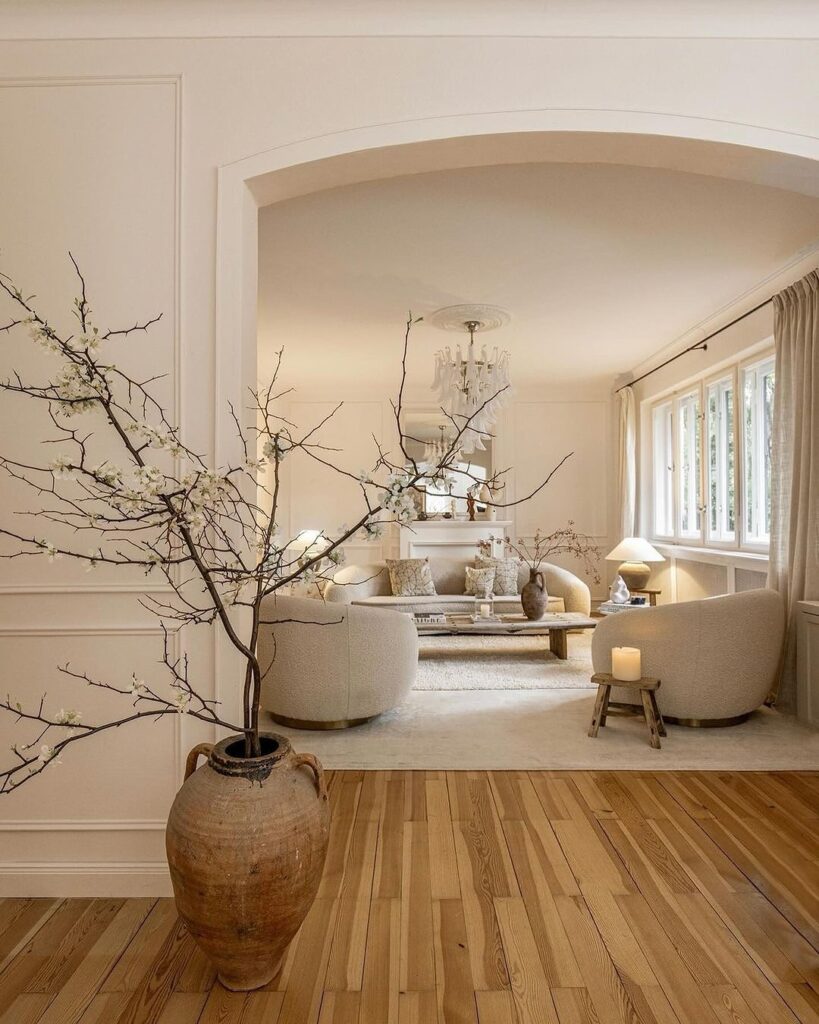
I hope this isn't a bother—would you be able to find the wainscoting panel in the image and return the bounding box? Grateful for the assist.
[735,567,768,591]
[0,76,182,895]
[675,558,728,602]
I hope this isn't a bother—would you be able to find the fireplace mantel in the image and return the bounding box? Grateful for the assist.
[398,520,512,561]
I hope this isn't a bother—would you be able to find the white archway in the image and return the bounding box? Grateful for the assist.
[211,107,819,716]
[215,108,819,458]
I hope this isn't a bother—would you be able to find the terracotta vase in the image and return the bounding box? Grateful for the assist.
[521,568,548,620]
[166,732,330,991]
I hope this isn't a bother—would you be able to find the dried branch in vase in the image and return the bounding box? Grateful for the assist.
[478,522,601,584]
[0,257,572,791]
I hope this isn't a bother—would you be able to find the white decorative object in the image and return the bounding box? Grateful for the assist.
[429,303,512,456]
[609,574,631,604]
[612,646,642,681]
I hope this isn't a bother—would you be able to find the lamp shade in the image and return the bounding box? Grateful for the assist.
[291,529,329,556]
[606,537,665,563]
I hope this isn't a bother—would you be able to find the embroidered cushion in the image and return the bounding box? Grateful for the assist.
[476,556,520,596]
[386,558,437,597]
[464,565,496,597]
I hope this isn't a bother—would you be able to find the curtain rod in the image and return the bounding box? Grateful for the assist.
[614,294,774,394]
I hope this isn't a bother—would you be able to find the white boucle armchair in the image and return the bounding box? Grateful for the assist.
[591,589,785,725]
[257,595,417,729]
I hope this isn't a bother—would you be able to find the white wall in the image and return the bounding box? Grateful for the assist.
[1,8,818,894]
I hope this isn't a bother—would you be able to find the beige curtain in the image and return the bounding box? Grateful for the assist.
[617,385,636,539]
[767,269,819,708]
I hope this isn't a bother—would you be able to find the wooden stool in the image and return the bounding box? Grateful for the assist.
[588,673,666,749]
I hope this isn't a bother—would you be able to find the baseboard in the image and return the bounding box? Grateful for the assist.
[0,861,173,897]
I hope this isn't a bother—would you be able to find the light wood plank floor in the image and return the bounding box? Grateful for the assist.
[1,770,818,1024]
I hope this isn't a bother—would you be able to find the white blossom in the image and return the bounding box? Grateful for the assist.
[66,328,101,354]
[53,363,105,414]
[55,708,82,726]
[360,520,385,540]
[26,317,61,353]
[39,540,61,562]
[244,456,266,472]
[36,744,58,765]
[134,464,164,496]
[262,435,291,461]
[129,674,148,696]
[170,689,190,713]
[92,462,123,488]
[50,454,74,479]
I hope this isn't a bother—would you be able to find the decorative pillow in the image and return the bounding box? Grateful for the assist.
[476,556,520,596]
[386,558,437,597]
[465,565,496,597]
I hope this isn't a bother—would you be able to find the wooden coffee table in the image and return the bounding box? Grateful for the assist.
[414,611,596,660]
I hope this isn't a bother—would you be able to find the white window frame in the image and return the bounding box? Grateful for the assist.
[675,386,704,542]
[647,346,774,554]
[704,369,738,548]
[651,400,674,539]
[740,353,776,551]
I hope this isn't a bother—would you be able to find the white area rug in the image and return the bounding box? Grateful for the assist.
[415,633,595,690]
[268,692,819,771]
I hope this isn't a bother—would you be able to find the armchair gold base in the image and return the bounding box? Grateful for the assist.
[270,712,379,731]
[663,712,752,728]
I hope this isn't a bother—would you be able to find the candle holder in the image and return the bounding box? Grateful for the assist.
[473,590,496,621]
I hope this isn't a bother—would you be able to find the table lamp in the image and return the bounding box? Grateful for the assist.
[605,537,664,590]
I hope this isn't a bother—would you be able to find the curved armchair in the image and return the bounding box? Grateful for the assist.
[591,589,785,724]
[324,563,390,604]
[257,595,417,729]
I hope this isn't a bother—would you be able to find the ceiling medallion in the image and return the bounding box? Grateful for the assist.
[429,304,512,456]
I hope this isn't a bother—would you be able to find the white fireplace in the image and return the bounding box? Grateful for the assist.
[398,520,512,561]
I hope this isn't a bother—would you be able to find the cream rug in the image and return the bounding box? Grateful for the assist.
[267,692,819,771]
[415,633,595,690]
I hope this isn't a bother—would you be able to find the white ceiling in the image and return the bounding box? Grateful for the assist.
[257,161,819,393]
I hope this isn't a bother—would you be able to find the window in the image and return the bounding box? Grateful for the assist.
[742,356,775,546]
[706,375,735,543]
[649,348,775,552]
[677,390,702,539]
[652,402,674,537]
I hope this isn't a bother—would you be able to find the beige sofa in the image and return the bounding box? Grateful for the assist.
[258,595,417,728]
[591,589,785,724]
[324,557,591,616]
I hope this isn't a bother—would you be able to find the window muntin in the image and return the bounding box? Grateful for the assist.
[742,356,775,546]
[677,389,702,540]
[706,375,735,543]
[652,401,674,538]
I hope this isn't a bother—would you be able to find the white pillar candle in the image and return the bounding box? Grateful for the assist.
[479,602,491,618]
[612,646,641,681]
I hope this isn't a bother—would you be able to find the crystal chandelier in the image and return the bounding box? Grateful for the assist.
[429,304,512,456]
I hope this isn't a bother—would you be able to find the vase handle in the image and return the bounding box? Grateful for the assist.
[292,751,328,801]
[184,742,214,781]
[535,571,545,592]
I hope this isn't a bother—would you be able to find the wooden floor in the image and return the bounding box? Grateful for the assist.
[1,771,818,1024]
